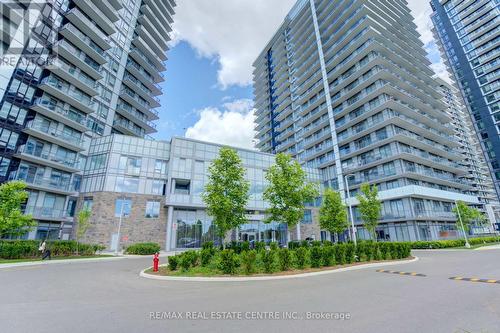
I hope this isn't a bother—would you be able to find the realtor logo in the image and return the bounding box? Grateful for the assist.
[0,1,48,66]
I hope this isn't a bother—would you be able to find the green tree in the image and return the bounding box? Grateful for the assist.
[356,183,382,241]
[202,147,250,248]
[0,181,36,237]
[263,153,319,241]
[453,201,486,233]
[319,188,348,242]
[76,207,92,255]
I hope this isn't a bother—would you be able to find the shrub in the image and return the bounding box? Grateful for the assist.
[278,248,292,271]
[373,243,382,261]
[0,240,104,259]
[310,246,322,268]
[270,242,279,251]
[295,247,308,269]
[364,242,374,261]
[300,240,310,248]
[202,241,214,250]
[345,243,355,264]
[355,242,365,262]
[241,241,250,252]
[311,240,322,247]
[322,245,335,267]
[241,250,257,275]
[379,243,389,260]
[179,250,198,271]
[288,241,300,250]
[168,255,179,271]
[334,244,346,265]
[262,249,277,273]
[200,248,216,267]
[389,243,399,260]
[322,240,333,247]
[125,242,160,255]
[255,241,266,252]
[219,249,239,275]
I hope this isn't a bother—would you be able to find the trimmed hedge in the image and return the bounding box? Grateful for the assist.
[163,241,412,276]
[0,240,105,259]
[125,242,160,255]
[409,236,500,249]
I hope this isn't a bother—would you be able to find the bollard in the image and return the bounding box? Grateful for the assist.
[153,252,160,272]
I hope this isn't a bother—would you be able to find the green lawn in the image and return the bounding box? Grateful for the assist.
[0,255,114,264]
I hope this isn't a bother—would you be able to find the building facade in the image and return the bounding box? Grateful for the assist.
[0,0,175,239]
[431,0,500,202]
[79,135,322,251]
[437,78,500,227]
[253,0,482,241]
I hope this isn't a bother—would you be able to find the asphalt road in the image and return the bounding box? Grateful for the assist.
[1,249,499,333]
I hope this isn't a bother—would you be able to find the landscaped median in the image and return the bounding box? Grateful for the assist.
[141,241,414,281]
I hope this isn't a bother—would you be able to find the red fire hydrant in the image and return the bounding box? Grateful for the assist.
[153,252,160,272]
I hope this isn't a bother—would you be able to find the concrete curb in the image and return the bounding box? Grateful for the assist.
[139,257,419,282]
[474,245,500,251]
[0,256,127,269]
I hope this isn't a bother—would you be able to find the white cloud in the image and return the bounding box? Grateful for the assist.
[407,0,452,83]
[185,98,256,149]
[407,0,435,46]
[173,0,452,88]
[172,0,296,88]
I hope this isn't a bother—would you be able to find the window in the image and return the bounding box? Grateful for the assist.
[145,201,160,218]
[82,197,93,210]
[115,198,132,217]
[173,179,190,195]
[154,159,167,174]
[0,157,10,176]
[151,180,164,195]
[115,177,139,193]
[302,210,312,224]
[119,155,141,174]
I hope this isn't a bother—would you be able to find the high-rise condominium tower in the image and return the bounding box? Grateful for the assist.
[431,0,500,202]
[0,0,175,239]
[437,78,499,226]
[253,0,480,240]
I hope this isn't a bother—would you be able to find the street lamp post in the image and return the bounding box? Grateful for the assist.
[115,198,128,256]
[454,200,471,249]
[344,174,357,246]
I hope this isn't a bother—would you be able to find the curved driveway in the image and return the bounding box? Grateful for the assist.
[1,249,499,333]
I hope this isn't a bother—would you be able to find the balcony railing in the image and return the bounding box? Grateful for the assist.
[32,98,88,127]
[16,144,81,170]
[25,119,85,148]
[24,206,71,220]
[40,75,97,113]
[9,174,79,193]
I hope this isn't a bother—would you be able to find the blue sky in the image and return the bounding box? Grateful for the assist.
[152,0,449,149]
[155,41,252,140]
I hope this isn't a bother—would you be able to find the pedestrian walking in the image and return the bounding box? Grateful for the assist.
[39,240,51,260]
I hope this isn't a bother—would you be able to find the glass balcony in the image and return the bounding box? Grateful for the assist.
[60,23,107,64]
[113,119,145,137]
[24,206,71,221]
[24,119,85,150]
[9,173,79,194]
[31,98,88,131]
[64,7,111,50]
[53,39,103,80]
[40,75,97,114]
[16,144,82,171]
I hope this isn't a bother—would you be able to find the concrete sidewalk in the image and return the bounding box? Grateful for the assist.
[0,251,180,269]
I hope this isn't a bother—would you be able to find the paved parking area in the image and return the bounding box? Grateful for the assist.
[0,249,499,333]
